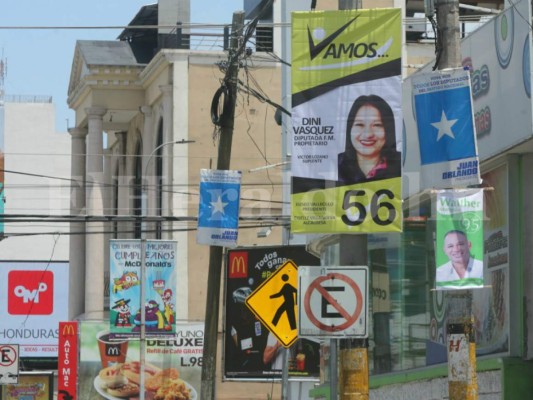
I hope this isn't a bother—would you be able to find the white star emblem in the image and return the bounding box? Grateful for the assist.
[431,110,458,141]
[211,196,227,216]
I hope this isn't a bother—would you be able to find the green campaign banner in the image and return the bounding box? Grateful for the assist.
[436,189,484,289]
[290,8,403,233]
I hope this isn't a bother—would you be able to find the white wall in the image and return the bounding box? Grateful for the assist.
[0,101,70,260]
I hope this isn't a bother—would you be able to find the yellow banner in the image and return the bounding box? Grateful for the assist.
[291,177,402,233]
[291,9,402,234]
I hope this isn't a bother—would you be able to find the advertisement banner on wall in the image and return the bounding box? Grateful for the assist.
[2,372,55,400]
[79,320,203,400]
[109,240,177,339]
[412,68,481,189]
[0,261,69,358]
[197,169,241,247]
[290,9,403,234]
[58,321,79,400]
[435,189,484,289]
[224,246,321,381]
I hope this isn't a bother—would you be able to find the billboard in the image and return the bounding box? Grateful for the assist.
[290,9,403,233]
[109,240,177,339]
[79,320,203,399]
[1,372,55,400]
[0,261,69,358]
[224,246,321,380]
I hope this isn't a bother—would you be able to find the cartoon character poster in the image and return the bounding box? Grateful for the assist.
[109,240,177,339]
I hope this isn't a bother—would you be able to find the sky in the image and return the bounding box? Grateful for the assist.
[0,0,243,132]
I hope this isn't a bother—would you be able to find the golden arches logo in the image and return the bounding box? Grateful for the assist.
[61,323,76,336]
[229,254,248,278]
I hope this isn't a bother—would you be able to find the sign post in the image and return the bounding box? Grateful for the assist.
[298,266,368,338]
[0,344,19,384]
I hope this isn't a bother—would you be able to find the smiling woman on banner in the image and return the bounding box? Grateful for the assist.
[338,94,401,185]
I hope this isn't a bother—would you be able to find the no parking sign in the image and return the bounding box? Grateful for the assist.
[298,266,368,338]
[0,344,19,384]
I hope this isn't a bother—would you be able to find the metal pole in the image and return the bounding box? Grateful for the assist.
[200,11,244,400]
[282,347,290,400]
[140,139,194,400]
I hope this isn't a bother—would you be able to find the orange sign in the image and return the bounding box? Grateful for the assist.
[245,260,298,347]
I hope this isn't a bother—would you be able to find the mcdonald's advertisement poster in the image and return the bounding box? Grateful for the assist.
[224,246,321,380]
[109,240,177,339]
[58,322,79,400]
[79,320,203,399]
[291,9,403,234]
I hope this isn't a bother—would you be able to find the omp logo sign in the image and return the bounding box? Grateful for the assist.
[229,252,248,279]
[8,270,54,315]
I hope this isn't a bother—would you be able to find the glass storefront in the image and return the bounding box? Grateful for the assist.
[319,163,510,376]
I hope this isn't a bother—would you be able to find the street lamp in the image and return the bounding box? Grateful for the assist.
[139,139,194,400]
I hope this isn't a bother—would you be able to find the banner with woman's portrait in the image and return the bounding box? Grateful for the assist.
[290,9,403,233]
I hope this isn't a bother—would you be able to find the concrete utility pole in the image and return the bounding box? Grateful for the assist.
[335,1,368,398]
[436,0,462,69]
[200,11,244,400]
[436,1,478,398]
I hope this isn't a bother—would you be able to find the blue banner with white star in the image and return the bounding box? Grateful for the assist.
[197,169,241,247]
[412,68,481,189]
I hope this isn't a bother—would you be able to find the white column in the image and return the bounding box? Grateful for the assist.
[85,106,107,317]
[68,127,87,319]
[159,86,173,238]
[114,131,129,237]
[141,106,154,238]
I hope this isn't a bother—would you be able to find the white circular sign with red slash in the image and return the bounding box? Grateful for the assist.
[0,344,19,384]
[298,266,368,338]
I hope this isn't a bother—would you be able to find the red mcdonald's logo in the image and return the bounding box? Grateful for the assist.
[229,252,248,278]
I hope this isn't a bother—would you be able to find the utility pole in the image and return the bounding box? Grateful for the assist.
[335,1,368,399]
[435,1,478,398]
[436,0,461,69]
[200,11,244,400]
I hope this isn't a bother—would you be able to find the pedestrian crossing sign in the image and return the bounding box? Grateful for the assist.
[245,260,299,348]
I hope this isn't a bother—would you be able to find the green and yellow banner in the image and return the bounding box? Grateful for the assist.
[436,189,484,289]
[291,9,403,233]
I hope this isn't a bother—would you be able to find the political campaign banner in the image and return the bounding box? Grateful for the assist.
[109,240,177,339]
[197,169,241,247]
[435,189,484,289]
[224,246,321,381]
[79,320,203,400]
[412,68,481,189]
[290,9,403,234]
[0,261,69,358]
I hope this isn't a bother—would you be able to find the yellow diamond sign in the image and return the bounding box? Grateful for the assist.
[245,260,298,348]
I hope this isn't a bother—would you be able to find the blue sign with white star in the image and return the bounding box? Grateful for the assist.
[197,169,241,247]
[415,86,477,164]
[412,68,481,189]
